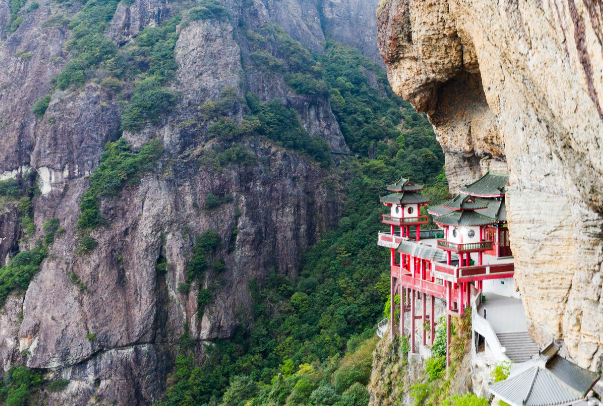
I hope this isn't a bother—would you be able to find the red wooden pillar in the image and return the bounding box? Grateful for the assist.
[391,248,395,266]
[390,275,395,341]
[422,289,427,346]
[447,251,451,265]
[410,289,416,352]
[430,294,435,345]
[416,225,420,242]
[390,224,394,235]
[446,282,451,368]
[459,282,464,317]
[478,251,483,266]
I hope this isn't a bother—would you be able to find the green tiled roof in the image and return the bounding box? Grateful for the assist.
[427,204,453,217]
[460,171,509,197]
[387,177,424,192]
[475,199,507,222]
[380,192,430,205]
[442,195,488,211]
[433,210,496,227]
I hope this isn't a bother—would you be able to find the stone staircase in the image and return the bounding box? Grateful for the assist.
[496,332,540,363]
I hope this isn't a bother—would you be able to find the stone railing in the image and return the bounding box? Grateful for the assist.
[471,289,511,363]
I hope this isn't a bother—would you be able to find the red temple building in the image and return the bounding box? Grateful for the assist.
[377,172,515,366]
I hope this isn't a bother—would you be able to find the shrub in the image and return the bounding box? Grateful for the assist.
[27,2,38,11]
[42,218,60,245]
[121,76,178,132]
[196,229,222,252]
[100,77,122,93]
[309,385,340,406]
[32,95,51,118]
[197,288,212,318]
[0,245,47,307]
[185,0,229,23]
[46,379,69,392]
[77,138,164,233]
[86,333,96,341]
[490,361,511,383]
[410,383,430,406]
[177,283,190,293]
[425,355,446,382]
[0,178,20,197]
[2,367,43,406]
[220,375,258,406]
[332,366,365,394]
[339,382,369,406]
[79,236,98,252]
[204,193,221,210]
[447,393,490,406]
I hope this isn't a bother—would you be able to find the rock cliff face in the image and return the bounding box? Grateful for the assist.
[0,0,380,402]
[377,0,603,370]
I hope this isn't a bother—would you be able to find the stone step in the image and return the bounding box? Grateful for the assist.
[496,332,539,363]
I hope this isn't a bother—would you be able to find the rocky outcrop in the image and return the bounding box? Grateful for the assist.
[377,0,603,370]
[0,1,351,404]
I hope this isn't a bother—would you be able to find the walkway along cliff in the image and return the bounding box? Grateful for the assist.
[377,0,603,370]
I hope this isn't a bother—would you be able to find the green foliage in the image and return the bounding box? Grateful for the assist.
[183,0,229,24]
[339,382,370,406]
[101,77,122,92]
[0,367,43,406]
[247,95,331,167]
[197,288,213,318]
[69,271,87,291]
[186,229,222,283]
[32,95,51,118]
[425,355,446,382]
[27,2,38,11]
[42,218,60,245]
[121,76,178,131]
[490,361,511,383]
[86,333,96,341]
[8,0,25,32]
[0,245,46,307]
[410,383,430,406]
[333,366,366,394]
[445,394,490,406]
[310,385,340,405]
[0,178,20,197]
[220,375,258,406]
[204,193,221,210]
[78,235,98,252]
[77,138,163,233]
[46,379,70,393]
[431,316,449,358]
[18,197,34,236]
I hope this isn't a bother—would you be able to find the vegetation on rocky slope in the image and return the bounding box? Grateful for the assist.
[157,39,447,405]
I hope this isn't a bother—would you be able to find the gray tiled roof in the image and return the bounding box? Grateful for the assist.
[380,192,430,205]
[547,356,600,396]
[397,241,458,262]
[427,204,453,217]
[460,171,509,197]
[490,349,600,406]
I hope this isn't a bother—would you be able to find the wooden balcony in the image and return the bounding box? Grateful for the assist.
[382,215,428,226]
[432,262,514,283]
[436,239,492,253]
[377,232,407,248]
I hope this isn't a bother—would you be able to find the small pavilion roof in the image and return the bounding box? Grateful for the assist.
[427,204,453,217]
[397,241,458,262]
[460,171,509,197]
[490,343,599,406]
[380,192,430,205]
[442,195,488,211]
[476,199,507,223]
[433,210,496,227]
[387,177,424,192]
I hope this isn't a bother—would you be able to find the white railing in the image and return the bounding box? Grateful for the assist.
[471,290,511,362]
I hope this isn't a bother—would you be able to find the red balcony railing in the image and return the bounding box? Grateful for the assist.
[432,262,514,282]
[436,240,492,252]
[382,215,428,226]
[377,232,407,248]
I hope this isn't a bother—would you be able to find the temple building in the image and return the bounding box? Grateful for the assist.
[376,171,601,402]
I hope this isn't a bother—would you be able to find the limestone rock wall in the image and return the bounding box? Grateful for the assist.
[377,0,603,370]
